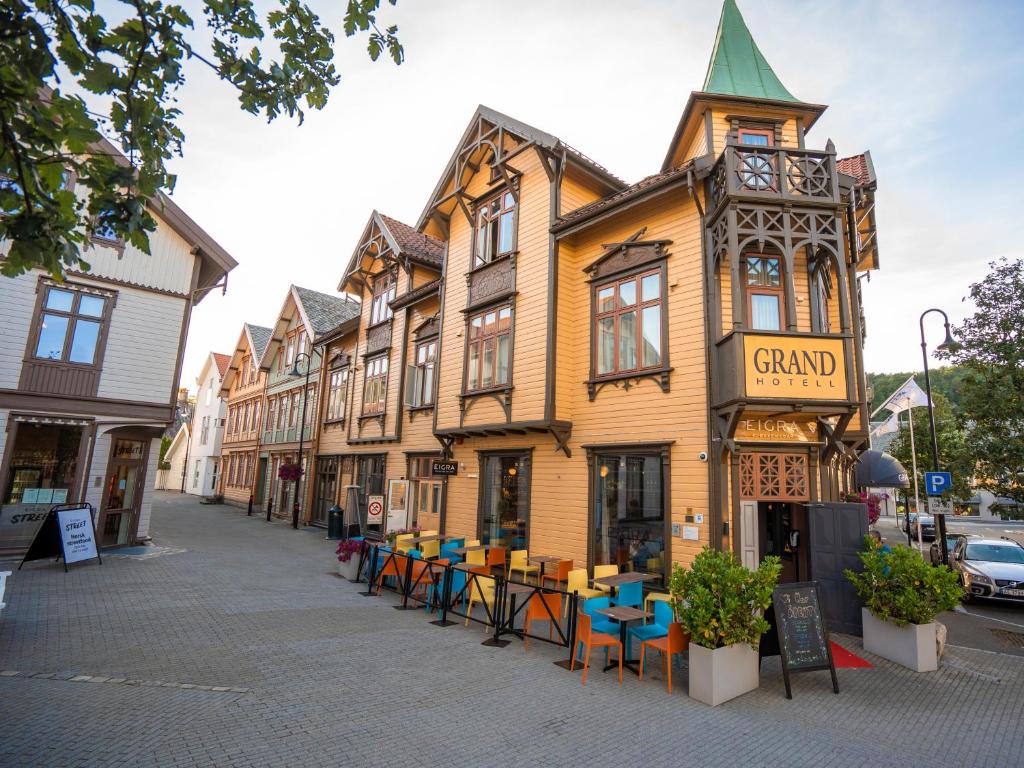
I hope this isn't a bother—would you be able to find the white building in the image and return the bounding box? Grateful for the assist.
[155,423,190,491]
[183,352,230,496]
[0,140,237,552]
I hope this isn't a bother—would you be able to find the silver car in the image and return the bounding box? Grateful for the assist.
[952,537,1024,603]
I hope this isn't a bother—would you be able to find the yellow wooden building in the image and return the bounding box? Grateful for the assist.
[318,0,880,589]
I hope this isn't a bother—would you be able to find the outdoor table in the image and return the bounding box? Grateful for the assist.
[403,534,449,545]
[528,555,562,578]
[594,605,651,675]
[591,571,659,588]
[449,544,492,555]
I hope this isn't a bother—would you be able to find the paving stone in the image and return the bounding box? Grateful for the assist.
[1,490,1022,768]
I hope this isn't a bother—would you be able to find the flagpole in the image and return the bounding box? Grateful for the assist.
[907,397,923,552]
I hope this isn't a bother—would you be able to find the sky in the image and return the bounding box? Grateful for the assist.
[154,0,1024,391]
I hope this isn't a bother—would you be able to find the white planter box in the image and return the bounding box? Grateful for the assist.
[861,608,937,672]
[338,558,359,581]
[688,641,760,706]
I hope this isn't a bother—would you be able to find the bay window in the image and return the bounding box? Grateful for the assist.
[362,355,389,415]
[745,254,784,331]
[474,188,516,267]
[593,269,663,377]
[466,305,511,392]
[326,368,349,421]
[370,273,396,326]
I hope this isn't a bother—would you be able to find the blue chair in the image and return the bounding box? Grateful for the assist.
[408,549,422,559]
[440,543,463,564]
[448,537,466,549]
[426,566,466,615]
[627,600,672,658]
[612,581,643,609]
[578,597,617,664]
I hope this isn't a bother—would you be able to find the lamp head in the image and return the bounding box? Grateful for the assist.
[289,363,301,377]
[937,323,958,352]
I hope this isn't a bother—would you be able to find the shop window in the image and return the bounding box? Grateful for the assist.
[30,283,111,367]
[466,305,511,392]
[362,355,389,415]
[593,269,663,377]
[1,421,83,508]
[479,453,529,549]
[370,273,396,326]
[406,339,436,407]
[326,368,349,421]
[592,451,666,584]
[474,188,516,267]
[744,254,784,331]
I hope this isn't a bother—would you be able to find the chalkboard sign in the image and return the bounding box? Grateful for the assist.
[772,581,838,699]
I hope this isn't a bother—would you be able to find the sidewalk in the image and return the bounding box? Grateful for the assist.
[1,492,1022,767]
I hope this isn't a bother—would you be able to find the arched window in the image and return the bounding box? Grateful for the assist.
[744,253,784,331]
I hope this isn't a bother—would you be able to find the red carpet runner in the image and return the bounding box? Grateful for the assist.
[830,640,873,669]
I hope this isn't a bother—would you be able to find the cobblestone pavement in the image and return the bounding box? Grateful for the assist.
[2,493,1023,768]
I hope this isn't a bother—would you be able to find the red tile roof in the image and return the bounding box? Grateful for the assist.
[837,153,874,187]
[379,214,445,268]
[212,353,231,377]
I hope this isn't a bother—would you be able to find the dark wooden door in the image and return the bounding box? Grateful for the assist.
[806,502,867,635]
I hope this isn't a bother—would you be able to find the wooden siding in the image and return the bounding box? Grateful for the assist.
[708,108,798,150]
[0,272,41,390]
[560,167,606,217]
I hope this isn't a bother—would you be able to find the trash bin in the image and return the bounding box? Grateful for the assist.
[327,506,345,540]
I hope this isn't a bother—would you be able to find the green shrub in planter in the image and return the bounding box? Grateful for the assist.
[845,540,963,627]
[669,547,781,650]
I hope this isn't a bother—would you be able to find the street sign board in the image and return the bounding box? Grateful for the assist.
[928,498,954,516]
[924,471,952,496]
[366,495,384,524]
[431,460,458,477]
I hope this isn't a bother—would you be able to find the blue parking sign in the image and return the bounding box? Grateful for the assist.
[924,471,952,496]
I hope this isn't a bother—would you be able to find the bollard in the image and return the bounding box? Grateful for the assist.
[247,494,253,516]
[266,497,273,522]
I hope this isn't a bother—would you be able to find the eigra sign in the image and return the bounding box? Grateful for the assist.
[431,460,458,477]
[743,335,847,400]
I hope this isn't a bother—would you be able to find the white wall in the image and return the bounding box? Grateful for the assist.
[0,272,40,389]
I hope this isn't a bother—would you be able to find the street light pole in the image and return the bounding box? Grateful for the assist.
[290,352,313,531]
[920,308,956,565]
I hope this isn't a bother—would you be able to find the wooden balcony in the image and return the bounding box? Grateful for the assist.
[708,141,839,216]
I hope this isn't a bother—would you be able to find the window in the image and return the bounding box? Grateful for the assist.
[285,336,296,369]
[407,340,436,407]
[362,355,389,415]
[251,400,260,433]
[266,398,278,432]
[474,189,516,267]
[304,386,316,426]
[594,269,663,377]
[593,451,667,585]
[738,127,773,146]
[297,331,307,360]
[466,305,511,392]
[745,255,784,331]
[200,416,210,445]
[326,368,349,421]
[32,284,108,366]
[245,454,254,486]
[277,395,288,429]
[370,273,396,326]
[289,391,300,427]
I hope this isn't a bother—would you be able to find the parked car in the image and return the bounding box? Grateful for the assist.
[929,533,976,565]
[951,537,1024,603]
[900,512,918,533]
[911,514,936,540]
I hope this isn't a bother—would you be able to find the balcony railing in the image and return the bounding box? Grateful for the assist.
[709,141,839,213]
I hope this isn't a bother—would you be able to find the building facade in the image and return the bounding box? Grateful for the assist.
[257,286,359,520]
[301,0,880,586]
[183,352,230,496]
[218,323,271,509]
[0,141,237,552]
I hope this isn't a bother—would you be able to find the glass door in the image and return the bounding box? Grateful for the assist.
[102,439,146,547]
[479,453,529,549]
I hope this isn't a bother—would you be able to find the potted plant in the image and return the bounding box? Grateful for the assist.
[384,526,421,547]
[846,539,962,671]
[670,547,781,706]
[336,538,363,580]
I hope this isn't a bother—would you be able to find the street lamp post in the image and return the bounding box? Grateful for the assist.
[289,352,314,531]
[920,308,957,565]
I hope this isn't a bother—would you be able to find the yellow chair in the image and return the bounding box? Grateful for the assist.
[421,540,440,560]
[508,550,540,583]
[466,548,486,566]
[466,539,480,547]
[394,534,414,554]
[592,564,619,593]
[564,568,604,617]
[644,591,672,616]
[465,574,497,629]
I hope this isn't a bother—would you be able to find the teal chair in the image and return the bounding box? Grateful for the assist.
[627,599,672,658]
[612,581,643,609]
[578,597,617,664]
[440,542,463,564]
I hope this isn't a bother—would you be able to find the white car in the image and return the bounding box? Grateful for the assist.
[952,538,1024,603]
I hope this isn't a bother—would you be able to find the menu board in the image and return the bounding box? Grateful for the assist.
[19,504,102,572]
[772,582,838,698]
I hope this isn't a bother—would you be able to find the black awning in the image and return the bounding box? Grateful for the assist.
[855,450,910,489]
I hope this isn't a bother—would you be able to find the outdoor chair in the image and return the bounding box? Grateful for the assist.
[638,621,690,694]
[440,543,463,564]
[628,599,672,658]
[466,548,486,566]
[593,564,619,593]
[523,592,562,652]
[486,545,506,575]
[507,550,540,583]
[611,581,643,609]
[394,534,414,554]
[564,569,604,617]
[644,591,672,615]
[571,611,622,686]
[465,574,497,629]
[540,559,573,591]
[421,540,440,560]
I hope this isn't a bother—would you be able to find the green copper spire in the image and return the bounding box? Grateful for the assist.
[702,0,798,102]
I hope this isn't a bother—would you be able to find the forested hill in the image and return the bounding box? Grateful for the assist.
[867,367,967,413]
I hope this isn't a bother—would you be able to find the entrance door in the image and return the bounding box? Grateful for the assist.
[479,453,530,549]
[807,502,868,635]
[210,459,219,496]
[255,458,267,503]
[101,438,147,547]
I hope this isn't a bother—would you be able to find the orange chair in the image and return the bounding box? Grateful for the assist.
[540,559,573,591]
[375,552,408,595]
[486,545,506,575]
[571,611,622,686]
[638,622,690,694]
[523,592,562,652]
